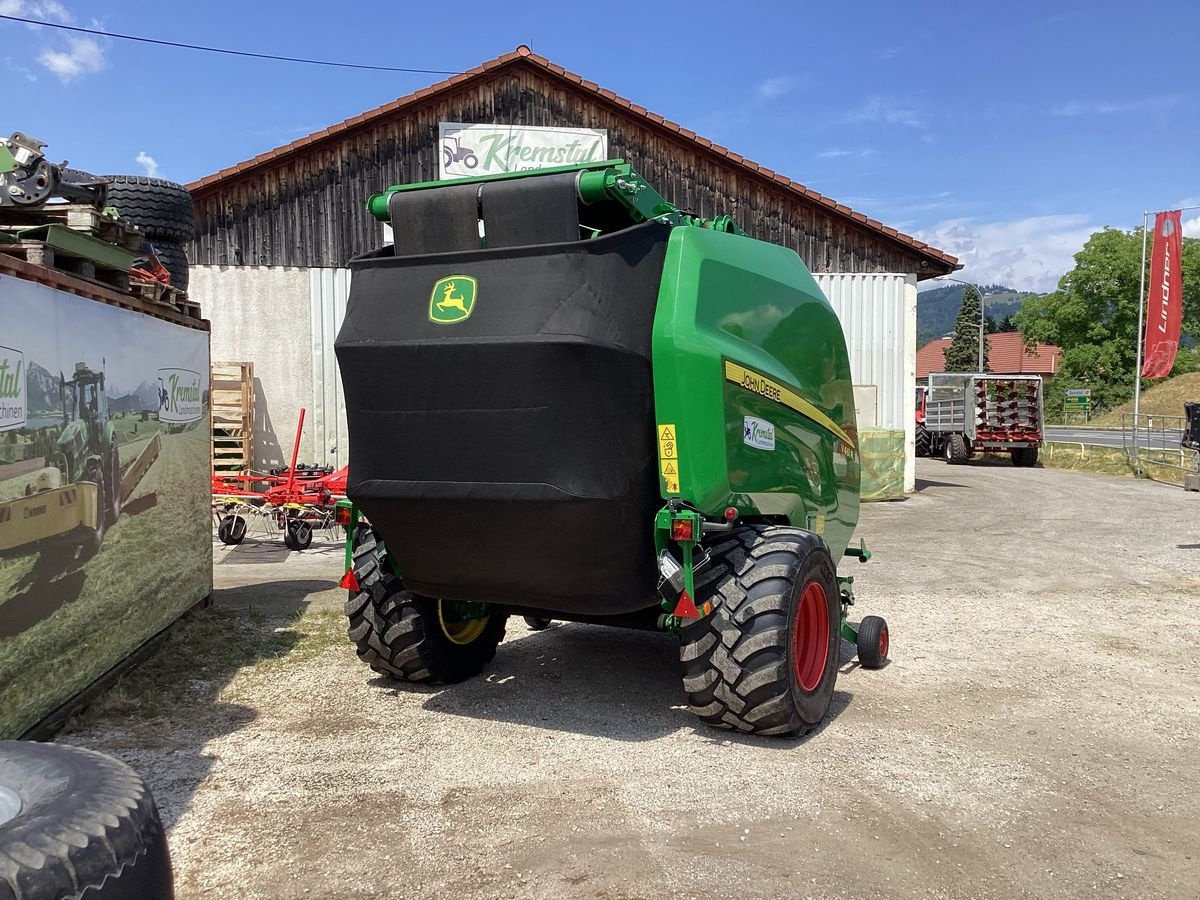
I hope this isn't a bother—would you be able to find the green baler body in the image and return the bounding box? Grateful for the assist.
[338,160,859,615]
[651,226,859,560]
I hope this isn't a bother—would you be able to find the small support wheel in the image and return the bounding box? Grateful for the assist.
[284,519,313,551]
[523,616,553,631]
[218,514,247,545]
[856,615,889,669]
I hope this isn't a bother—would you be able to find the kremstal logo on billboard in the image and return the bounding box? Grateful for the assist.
[0,345,26,432]
[157,368,203,423]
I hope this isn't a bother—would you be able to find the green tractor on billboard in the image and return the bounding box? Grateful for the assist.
[333,160,890,737]
[54,362,122,532]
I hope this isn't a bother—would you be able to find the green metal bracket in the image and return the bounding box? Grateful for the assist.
[653,504,705,620]
[844,537,872,563]
[0,144,15,175]
[337,499,358,572]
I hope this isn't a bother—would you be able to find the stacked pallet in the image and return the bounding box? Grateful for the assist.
[211,362,254,473]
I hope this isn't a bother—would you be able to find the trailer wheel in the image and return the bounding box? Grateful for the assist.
[217,514,247,545]
[916,424,931,458]
[679,525,840,737]
[344,524,507,683]
[0,740,174,900]
[523,616,553,631]
[283,519,313,551]
[944,433,970,464]
[1011,446,1039,467]
[856,615,889,668]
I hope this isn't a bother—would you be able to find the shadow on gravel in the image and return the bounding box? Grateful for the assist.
[414,621,854,743]
[915,477,968,490]
[67,577,338,830]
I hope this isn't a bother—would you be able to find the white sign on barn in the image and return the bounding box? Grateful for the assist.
[438,122,608,180]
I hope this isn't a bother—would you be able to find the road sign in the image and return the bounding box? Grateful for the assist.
[1064,395,1090,411]
[1065,389,1092,398]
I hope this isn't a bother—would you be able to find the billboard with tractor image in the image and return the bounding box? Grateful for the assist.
[0,273,211,737]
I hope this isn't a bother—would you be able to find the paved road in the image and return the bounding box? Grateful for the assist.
[1047,426,1185,448]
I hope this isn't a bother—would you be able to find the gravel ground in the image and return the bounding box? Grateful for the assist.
[68,460,1200,899]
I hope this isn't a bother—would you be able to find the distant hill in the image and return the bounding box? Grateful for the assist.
[917,283,1036,346]
[1092,372,1200,426]
[109,380,161,414]
[26,361,61,416]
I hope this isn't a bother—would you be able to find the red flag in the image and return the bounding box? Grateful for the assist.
[1141,210,1184,378]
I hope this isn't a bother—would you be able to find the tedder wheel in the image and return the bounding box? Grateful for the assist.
[944,432,970,464]
[1011,446,1039,467]
[344,524,507,682]
[217,514,247,545]
[679,525,841,737]
[523,616,553,631]
[0,740,174,899]
[283,519,313,551]
[915,424,931,458]
[856,615,889,669]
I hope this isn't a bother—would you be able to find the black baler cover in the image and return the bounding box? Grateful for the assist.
[336,222,670,614]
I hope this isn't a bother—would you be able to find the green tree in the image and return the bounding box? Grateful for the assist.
[945,285,987,371]
[1014,227,1200,412]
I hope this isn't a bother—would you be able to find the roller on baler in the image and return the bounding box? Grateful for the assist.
[333,159,889,737]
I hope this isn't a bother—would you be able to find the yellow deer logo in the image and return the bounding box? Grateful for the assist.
[428,275,477,324]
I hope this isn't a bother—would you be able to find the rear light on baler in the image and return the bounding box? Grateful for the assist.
[335,505,353,526]
[671,519,694,542]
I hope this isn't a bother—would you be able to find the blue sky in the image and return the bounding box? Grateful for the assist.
[2,0,1198,291]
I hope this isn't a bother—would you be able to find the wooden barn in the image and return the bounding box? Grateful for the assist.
[186,45,959,494]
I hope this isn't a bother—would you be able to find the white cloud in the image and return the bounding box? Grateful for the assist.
[4,55,36,81]
[916,214,1098,293]
[0,1,72,22]
[757,76,797,100]
[37,34,105,81]
[844,95,925,128]
[135,151,159,177]
[1052,96,1184,116]
[879,47,900,60]
[817,148,876,159]
[1183,216,1200,238]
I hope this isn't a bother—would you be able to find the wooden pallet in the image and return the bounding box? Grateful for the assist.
[0,202,144,251]
[212,362,254,473]
[0,224,134,293]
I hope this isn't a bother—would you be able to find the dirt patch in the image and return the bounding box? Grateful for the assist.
[66,461,1200,899]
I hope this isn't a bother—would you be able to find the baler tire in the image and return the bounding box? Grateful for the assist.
[679,525,841,737]
[0,740,174,900]
[945,433,970,464]
[856,615,889,669]
[344,525,507,683]
[915,424,931,458]
[102,174,195,242]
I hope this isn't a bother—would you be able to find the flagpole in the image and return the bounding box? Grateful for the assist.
[1132,211,1149,461]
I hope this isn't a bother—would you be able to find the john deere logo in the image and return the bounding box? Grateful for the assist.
[429,276,477,324]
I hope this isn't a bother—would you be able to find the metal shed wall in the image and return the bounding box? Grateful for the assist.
[816,273,917,493]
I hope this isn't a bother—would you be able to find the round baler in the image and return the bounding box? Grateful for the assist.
[333,160,888,736]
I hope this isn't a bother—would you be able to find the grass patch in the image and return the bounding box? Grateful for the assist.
[1091,373,1200,426]
[66,606,349,730]
[1038,441,1196,484]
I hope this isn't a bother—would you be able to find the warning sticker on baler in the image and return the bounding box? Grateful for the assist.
[657,424,681,494]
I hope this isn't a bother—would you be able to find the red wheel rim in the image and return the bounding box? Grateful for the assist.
[879,626,889,659]
[792,581,830,692]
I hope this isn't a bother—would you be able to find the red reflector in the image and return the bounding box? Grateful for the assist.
[335,506,352,526]
[339,568,360,591]
[671,519,694,542]
[673,590,701,619]
[724,507,738,522]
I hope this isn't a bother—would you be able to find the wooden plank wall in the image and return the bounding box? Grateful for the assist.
[189,66,938,277]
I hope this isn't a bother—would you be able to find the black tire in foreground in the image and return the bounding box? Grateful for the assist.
[680,525,841,737]
[0,740,174,899]
[344,525,507,683]
[1011,446,1039,467]
[150,241,189,292]
[102,175,194,243]
[915,424,931,458]
[944,432,970,464]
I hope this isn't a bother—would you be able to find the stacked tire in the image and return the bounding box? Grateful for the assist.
[103,176,194,291]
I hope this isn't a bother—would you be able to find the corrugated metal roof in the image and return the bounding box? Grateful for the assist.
[916,332,1061,378]
[187,46,959,273]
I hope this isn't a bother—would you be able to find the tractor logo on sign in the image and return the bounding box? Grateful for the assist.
[429,276,477,325]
